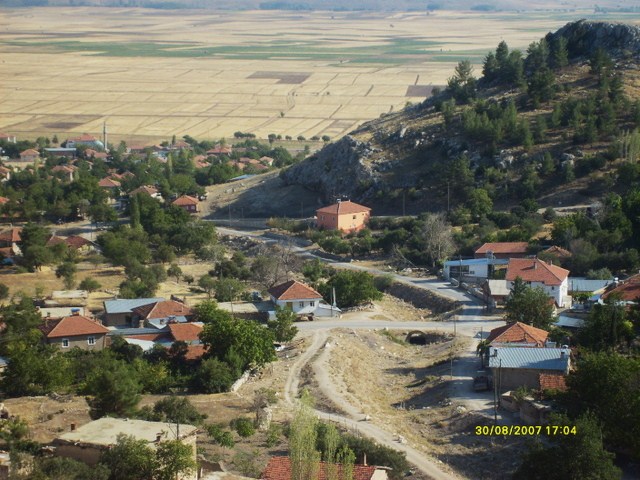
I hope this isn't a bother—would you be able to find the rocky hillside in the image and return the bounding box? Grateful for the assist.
[281,20,640,215]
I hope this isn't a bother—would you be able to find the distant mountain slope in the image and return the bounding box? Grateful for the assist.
[282,20,640,215]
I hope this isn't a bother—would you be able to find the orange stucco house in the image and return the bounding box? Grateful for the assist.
[316,200,371,233]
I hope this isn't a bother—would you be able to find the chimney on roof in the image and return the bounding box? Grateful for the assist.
[70,423,76,432]
[560,351,565,358]
[71,308,80,316]
[362,453,367,466]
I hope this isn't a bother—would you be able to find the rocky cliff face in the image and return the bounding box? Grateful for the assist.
[549,20,640,59]
[281,135,381,202]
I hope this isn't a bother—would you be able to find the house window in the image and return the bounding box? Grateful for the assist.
[310,301,315,307]
[299,302,305,308]
[87,336,96,346]
[62,339,69,348]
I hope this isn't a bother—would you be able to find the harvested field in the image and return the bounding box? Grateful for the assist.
[2,8,637,144]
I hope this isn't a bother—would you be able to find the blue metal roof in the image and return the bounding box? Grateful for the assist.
[104,298,164,314]
[568,278,612,293]
[489,347,570,372]
[444,258,509,266]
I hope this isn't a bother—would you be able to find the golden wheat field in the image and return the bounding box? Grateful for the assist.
[1,7,637,144]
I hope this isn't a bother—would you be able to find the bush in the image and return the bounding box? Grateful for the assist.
[79,277,101,292]
[231,417,255,438]
[373,274,395,292]
[191,358,236,393]
[205,423,235,448]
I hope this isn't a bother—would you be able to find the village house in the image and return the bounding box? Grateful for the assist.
[0,166,11,182]
[316,200,371,234]
[47,235,95,252]
[38,311,109,351]
[489,346,571,394]
[51,165,77,182]
[44,147,77,159]
[268,280,340,318]
[0,133,16,143]
[52,417,198,479]
[129,185,162,200]
[443,257,508,283]
[601,273,640,307]
[0,227,22,257]
[84,148,108,160]
[486,321,550,347]
[131,299,194,328]
[261,456,388,480]
[172,195,199,214]
[103,297,164,327]
[506,258,570,308]
[474,241,530,259]
[483,279,510,308]
[98,176,121,192]
[19,149,39,163]
[206,145,232,156]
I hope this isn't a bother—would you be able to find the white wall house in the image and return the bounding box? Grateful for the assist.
[267,280,340,318]
[506,258,570,308]
[443,257,508,281]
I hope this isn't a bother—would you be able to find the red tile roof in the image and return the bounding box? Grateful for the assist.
[206,146,232,155]
[542,246,572,258]
[39,314,109,338]
[185,344,207,360]
[268,280,322,301]
[132,300,193,320]
[486,322,549,347]
[475,242,529,256]
[130,185,159,196]
[46,235,66,247]
[0,227,22,243]
[99,177,121,188]
[539,373,568,392]
[316,200,371,216]
[52,165,76,174]
[172,195,199,206]
[506,258,569,286]
[602,274,640,302]
[20,149,39,156]
[168,323,203,343]
[65,235,92,249]
[261,457,378,480]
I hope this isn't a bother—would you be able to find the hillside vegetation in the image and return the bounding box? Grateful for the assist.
[282,20,640,274]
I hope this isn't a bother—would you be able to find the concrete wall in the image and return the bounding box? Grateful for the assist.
[50,334,106,351]
[495,368,562,393]
[104,312,132,327]
[386,282,458,314]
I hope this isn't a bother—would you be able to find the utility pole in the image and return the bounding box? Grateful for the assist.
[447,181,450,212]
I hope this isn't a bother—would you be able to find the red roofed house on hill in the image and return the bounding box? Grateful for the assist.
[268,280,340,318]
[506,258,570,308]
[316,200,371,234]
[474,242,529,259]
[39,312,109,351]
[172,195,199,214]
[261,456,388,480]
[19,148,40,163]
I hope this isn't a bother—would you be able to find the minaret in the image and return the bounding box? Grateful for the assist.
[103,121,108,152]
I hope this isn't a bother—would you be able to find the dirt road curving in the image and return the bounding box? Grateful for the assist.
[284,330,460,480]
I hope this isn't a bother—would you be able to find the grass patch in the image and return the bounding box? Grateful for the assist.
[377,329,407,346]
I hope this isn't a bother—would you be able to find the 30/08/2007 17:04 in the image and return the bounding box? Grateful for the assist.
[475,425,577,436]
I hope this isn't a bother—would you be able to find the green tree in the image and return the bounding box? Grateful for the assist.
[30,456,110,480]
[318,270,382,309]
[466,188,493,220]
[504,277,555,329]
[198,275,217,298]
[55,261,77,290]
[84,360,142,419]
[213,277,245,302]
[446,60,476,104]
[149,396,206,426]
[231,417,255,438]
[205,423,235,448]
[78,277,101,292]
[167,263,182,283]
[191,357,237,393]
[579,299,634,351]
[289,391,321,480]
[513,413,621,480]
[1,345,71,396]
[100,434,156,480]
[155,439,197,480]
[551,36,569,68]
[565,352,640,456]
[268,307,299,343]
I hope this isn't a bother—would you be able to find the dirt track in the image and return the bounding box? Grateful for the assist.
[284,329,460,480]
